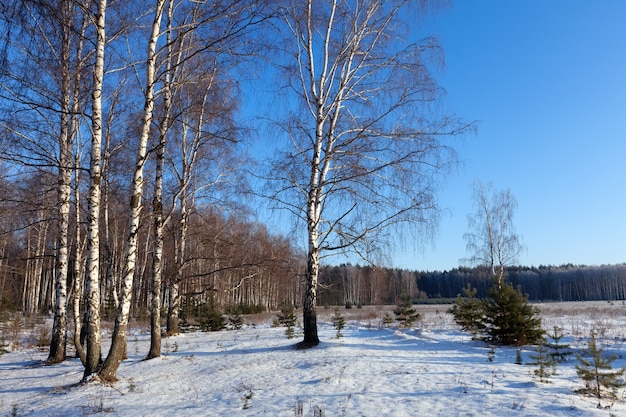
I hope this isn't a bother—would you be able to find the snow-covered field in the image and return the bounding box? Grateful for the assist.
[2,302,626,416]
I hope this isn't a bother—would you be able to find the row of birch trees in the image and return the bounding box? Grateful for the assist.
[0,0,466,381]
[0,0,290,381]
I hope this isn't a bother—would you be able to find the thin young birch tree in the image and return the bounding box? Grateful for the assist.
[271,0,467,346]
[146,0,174,360]
[69,9,89,366]
[47,0,86,366]
[83,0,107,380]
[157,0,269,336]
[463,180,523,285]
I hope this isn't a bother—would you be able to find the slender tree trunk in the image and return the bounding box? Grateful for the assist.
[83,0,107,380]
[147,147,164,358]
[0,244,5,308]
[35,219,49,314]
[166,146,190,336]
[146,0,174,360]
[167,204,186,335]
[99,0,166,382]
[167,278,180,335]
[47,0,74,365]
[102,112,118,319]
[71,11,88,365]
[73,164,86,364]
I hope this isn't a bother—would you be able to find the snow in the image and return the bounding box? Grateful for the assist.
[2,302,626,416]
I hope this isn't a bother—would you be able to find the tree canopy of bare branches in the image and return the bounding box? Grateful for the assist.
[268,0,468,345]
[463,180,524,284]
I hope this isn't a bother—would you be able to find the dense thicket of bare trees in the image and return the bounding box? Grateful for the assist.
[0,0,288,381]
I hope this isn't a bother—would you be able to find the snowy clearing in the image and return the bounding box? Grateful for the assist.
[2,302,626,416]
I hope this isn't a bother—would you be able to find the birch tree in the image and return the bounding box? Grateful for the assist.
[47,0,84,365]
[72,147,86,365]
[69,9,89,366]
[272,0,466,346]
[84,0,107,380]
[146,0,175,360]
[463,180,523,285]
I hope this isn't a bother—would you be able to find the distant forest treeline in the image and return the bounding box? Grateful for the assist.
[317,263,626,305]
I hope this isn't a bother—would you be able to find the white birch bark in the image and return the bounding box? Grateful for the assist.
[72,154,86,364]
[147,0,174,360]
[47,0,74,365]
[70,8,88,366]
[83,0,106,380]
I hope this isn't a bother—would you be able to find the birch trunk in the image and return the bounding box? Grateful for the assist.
[83,0,106,380]
[147,139,164,358]
[147,0,174,360]
[47,0,74,365]
[73,161,86,364]
[71,11,88,366]
[167,196,186,336]
[99,0,166,382]
[165,121,199,335]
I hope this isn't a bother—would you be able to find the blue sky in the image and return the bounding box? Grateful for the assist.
[249,1,626,272]
[394,0,626,270]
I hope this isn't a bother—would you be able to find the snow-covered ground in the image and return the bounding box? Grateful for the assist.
[2,302,626,416]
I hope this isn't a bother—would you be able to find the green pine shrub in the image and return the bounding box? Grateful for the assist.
[482,283,544,346]
[332,308,345,338]
[199,299,226,331]
[448,283,484,336]
[575,329,625,399]
[450,282,543,346]
[276,304,297,339]
[545,326,572,363]
[527,340,556,383]
[393,293,420,327]
[228,313,243,330]
[382,312,394,327]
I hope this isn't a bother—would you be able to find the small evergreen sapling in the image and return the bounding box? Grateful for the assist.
[332,308,345,338]
[276,304,297,339]
[382,312,394,327]
[228,313,243,330]
[449,283,484,336]
[449,281,544,346]
[393,293,420,327]
[545,326,572,363]
[575,329,626,399]
[482,283,544,346]
[527,339,556,383]
[201,300,226,331]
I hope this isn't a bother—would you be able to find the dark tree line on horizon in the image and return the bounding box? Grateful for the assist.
[315,263,626,305]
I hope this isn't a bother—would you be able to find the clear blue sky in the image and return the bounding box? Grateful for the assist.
[249,1,626,272]
[394,0,626,271]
